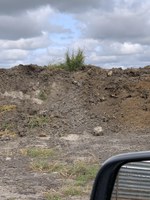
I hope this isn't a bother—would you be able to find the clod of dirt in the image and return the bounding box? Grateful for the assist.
[93,126,104,136]
[107,70,113,77]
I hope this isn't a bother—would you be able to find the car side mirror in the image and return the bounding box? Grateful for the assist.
[111,161,150,200]
[90,151,150,200]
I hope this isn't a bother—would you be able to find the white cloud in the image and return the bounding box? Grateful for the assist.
[0,0,102,14]
[71,38,100,51]
[90,54,117,63]
[102,42,143,55]
[0,32,51,50]
[120,43,143,54]
[0,49,28,61]
[78,7,150,44]
[0,6,69,40]
[0,5,73,67]
[0,0,150,68]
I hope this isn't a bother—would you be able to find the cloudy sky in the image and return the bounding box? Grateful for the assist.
[0,0,150,68]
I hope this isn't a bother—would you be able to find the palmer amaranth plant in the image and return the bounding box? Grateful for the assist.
[64,48,85,71]
[47,48,85,71]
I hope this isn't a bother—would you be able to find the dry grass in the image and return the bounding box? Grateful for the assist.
[30,161,64,173]
[0,130,16,139]
[45,184,90,200]
[0,105,16,113]
[20,147,55,158]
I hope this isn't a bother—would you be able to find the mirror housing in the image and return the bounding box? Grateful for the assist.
[90,151,150,200]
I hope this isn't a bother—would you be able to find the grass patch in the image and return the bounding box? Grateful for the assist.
[31,160,99,199]
[0,130,16,138]
[28,115,49,128]
[29,160,99,186]
[45,185,86,199]
[62,185,85,196]
[21,147,55,158]
[30,161,64,172]
[45,193,62,200]
[0,105,16,113]
[68,161,99,186]
[38,91,47,101]
[47,63,65,70]
[34,160,99,183]
[1,122,13,130]
[31,161,52,172]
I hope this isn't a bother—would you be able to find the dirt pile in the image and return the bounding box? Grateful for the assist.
[0,64,150,138]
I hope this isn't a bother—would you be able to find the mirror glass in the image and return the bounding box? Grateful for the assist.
[111,161,150,200]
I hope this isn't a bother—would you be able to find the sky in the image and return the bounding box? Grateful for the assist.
[0,0,150,68]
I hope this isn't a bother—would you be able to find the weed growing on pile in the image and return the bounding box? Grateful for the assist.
[64,49,85,71]
[47,48,85,71]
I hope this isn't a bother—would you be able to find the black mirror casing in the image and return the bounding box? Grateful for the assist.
[90,151,150,200]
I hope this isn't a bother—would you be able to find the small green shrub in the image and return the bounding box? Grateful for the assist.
[47,48,85,71]
[64,49,85,71]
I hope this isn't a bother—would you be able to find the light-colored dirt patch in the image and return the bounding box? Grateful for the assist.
[1,91,43,104]
[61,134,80,141]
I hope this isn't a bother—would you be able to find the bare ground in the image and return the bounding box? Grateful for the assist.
[0,65,150,199]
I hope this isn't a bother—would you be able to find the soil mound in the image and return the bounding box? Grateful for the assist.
[0,64,150,138]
